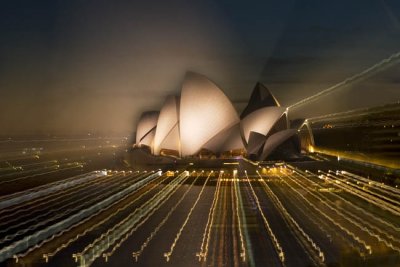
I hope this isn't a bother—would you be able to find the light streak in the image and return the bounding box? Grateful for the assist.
[245,172,285,264]
[287,166,400,234]
[196,171,223,262]
[2,171,162,263]
[128,172,202,262]
[0,160,58,173]
[286,169,400,253]
[270,171,354,252]
[73,171,188,267]
[256,172,325,265]
[231,178,240,266]
[216,176,228,266]
[289,51,400,110]
[233,173,246,262]
[41,172,169,262]
[101,171,191,262]
[0,170,109,215]
[0,172,139,247]
[273,169,372,256]
[163,171,211,262]
[0,163,85,186]
[0,163,61,179]
[338,171,400,203]
[320,172,400,216]
[0,171,120,229]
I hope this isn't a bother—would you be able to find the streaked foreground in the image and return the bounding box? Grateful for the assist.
[0,160,399,267]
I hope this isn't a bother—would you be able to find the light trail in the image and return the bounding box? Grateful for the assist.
[270,171,356,254]
[0,163,61,179]
[0,142,121,163]
[129,171,202,262]
[0,162,85,186]
[41,172,170,263]
[337,171,400,203]
[0,170,107,211]
[73,171,188,267]
[233,171,246,263]
[163,171,212,262]
[284,170,375,250]
[319,171,400,216]
[0,171,120,228]
[230,178,240,267]
[0,158,85,180]
[0,137,125,144]
[285,169,400,253]
[0,160,58,173]
[287,165,400,236]
[235,167,256,267]
[104,171,194,261]
[196,171,223,262]
[256,171,326,266]
[274,169,372,256]
[3,161,399,266]
[2,171,162,263]
[304,102,400,123]
[245,171,286,264]
[0,172,139,246]
[41,172,169,262]
[332,171,400,205]
[288,51,400,110]
[216,176,229,266]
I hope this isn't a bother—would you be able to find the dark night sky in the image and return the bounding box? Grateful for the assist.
[1,0,400,135]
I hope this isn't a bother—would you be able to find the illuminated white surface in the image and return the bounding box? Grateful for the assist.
[140,127,156,149]
[220,124,245,152]
[247,131,267,154]
[159,123,180,153]
[153,96,180,155]
[136,111,159,144]
[203,123,246,152]
[179,72,239,156]
[240,107,285,144]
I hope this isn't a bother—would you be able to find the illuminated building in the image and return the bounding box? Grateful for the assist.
[134,72,298,160]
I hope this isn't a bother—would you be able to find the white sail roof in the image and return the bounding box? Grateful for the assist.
[136,111,159,144]
[240,107,285,144]
[153,96,180,155]
[179,72,240,156]
[259,129,297,160]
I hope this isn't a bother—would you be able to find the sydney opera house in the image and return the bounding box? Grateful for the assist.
[133,72,299,160]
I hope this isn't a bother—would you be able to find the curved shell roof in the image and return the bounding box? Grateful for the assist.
[220,124,245,152]
[133,72,296,159]
[153,96,180,155]
[247,131,267,155]
[202,123,245,153]
[158,124,180,153]
[136,111,159,144]
[259,129,297,160]
[179,72,240,156]
[241,83,280,119]
[240,107,286,144]
[140,128,156,149]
